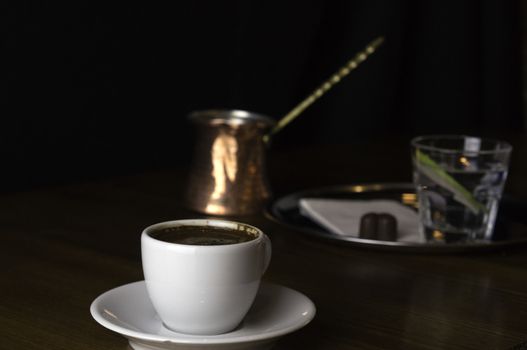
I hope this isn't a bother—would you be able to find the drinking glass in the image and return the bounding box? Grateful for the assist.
[411,135,512,243]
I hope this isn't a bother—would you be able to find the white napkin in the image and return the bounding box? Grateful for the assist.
[299,198,424,243]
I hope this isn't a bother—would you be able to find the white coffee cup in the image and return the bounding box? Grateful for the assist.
[141,219,272,335]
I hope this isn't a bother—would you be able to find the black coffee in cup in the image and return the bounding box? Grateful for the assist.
[149,225,257,246]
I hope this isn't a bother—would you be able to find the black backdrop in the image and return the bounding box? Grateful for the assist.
[2,0,524,190]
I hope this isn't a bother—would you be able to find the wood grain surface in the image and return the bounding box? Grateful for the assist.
[1,135,527,350]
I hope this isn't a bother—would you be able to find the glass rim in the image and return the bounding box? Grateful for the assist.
[411,134,513,155]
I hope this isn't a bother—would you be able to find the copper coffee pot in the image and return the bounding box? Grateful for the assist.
[185,110,275,216]
[185,37,384,216]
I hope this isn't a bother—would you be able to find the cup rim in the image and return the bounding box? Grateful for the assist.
[142,219,263,248]
[411,134,513,155]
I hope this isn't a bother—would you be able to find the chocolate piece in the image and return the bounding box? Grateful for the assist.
[376,213,398,241]
[359,212,398,241]
[359,213,378,239]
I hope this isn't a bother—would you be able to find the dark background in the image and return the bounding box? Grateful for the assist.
[2,0,524,191]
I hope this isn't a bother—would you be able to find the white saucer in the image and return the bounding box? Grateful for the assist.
[90,281,316,350]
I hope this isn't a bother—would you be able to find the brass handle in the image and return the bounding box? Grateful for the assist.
[264,36,385,143]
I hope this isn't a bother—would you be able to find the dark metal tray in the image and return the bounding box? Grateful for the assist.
[266,183,527,253]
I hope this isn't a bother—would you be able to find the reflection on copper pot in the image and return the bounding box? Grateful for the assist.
[185,110,276,216]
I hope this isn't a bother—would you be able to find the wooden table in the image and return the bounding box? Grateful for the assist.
[2,136,527,350]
